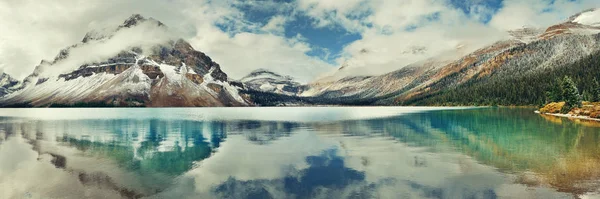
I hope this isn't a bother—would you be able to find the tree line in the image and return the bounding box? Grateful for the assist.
[406,47,600,106]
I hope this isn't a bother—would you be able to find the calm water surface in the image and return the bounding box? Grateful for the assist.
[1,107,600,199]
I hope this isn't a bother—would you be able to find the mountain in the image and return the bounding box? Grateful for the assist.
[293,8,600,106]
[0,72,20,97]
[298,40,514,101]
[540,8,600,39]
[0,14,251,107]
[240,69,303,96]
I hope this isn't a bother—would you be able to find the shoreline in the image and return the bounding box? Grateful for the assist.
[535,110,600,122]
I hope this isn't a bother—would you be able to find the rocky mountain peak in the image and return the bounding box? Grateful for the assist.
[0,14,250,107]
[121,14,165,28]
[122,14,146,27]
[0,72,20,97]
[82,14,165,43]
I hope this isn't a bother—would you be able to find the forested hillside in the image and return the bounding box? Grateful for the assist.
[404,47,600,106]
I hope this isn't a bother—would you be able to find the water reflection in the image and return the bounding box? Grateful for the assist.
[0,108,598,199]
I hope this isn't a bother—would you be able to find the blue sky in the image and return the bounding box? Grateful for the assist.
[1,0,599,82]
[210,0,591,72]
[228,0,506,63]
[225,0,500,64]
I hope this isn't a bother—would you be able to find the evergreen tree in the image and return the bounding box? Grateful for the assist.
[592,78,600,102]
[546,78,563,103]
[561,76,582,113]
[582,90,592,102]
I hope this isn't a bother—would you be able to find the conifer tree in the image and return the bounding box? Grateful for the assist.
[561,76,582,113]
[546,78,563,103]
[582,90,592,102]
[592,78,600,102]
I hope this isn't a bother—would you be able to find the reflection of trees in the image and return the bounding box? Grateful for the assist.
[332,108,595,171]
[339,108,600,194]
[59,119,225,176]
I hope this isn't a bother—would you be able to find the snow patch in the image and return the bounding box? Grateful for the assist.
[259,83,276,91]
[573,9,600,27]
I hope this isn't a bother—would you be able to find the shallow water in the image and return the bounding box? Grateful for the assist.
[0,107,599,199]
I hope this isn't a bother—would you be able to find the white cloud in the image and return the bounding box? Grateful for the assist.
[262,16,288,34]
[489,0,600,30]
[189,28,333,83]
[297,0,370,32]
[39,21,176,78]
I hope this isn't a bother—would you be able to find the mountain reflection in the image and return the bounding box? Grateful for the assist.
[1,108,598,198]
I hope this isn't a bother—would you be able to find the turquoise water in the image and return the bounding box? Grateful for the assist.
[0,107,599,199]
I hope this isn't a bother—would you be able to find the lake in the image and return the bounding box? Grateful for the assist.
[1,107,599,199]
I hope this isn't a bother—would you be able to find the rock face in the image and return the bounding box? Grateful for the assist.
[0,73,20,97]
[0,14,251,107]
[240,69,303,96]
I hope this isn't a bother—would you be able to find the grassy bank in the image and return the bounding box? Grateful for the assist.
[539,101,600,120]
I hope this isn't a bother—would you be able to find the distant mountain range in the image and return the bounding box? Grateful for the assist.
[240,69,303,96]
[2,9,600,107]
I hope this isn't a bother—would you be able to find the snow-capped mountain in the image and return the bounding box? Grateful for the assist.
[299,41,488,99]
[240,69,303,96]
[0,72,20,97]
[297,8,600,106]
[0,14,251,107]
[539,8,600,39]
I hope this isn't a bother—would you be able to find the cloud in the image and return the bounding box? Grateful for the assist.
[489,0,600,30]
[188,27,333,83]
[38,20,177,78]
[296,0,370,32]
[262,16,288,34]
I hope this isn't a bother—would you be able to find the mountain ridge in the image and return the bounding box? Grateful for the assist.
[0,14,251,107]
[3,8,600,107]
[240,69,303,96]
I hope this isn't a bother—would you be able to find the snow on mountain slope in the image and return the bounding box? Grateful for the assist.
[572,8,600,27]
[240,69,302,96]
[540,9,600,39]
[299,42,487,99]
[299,8,600,105]
[508,27,544,44]
[0,14,251,107]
